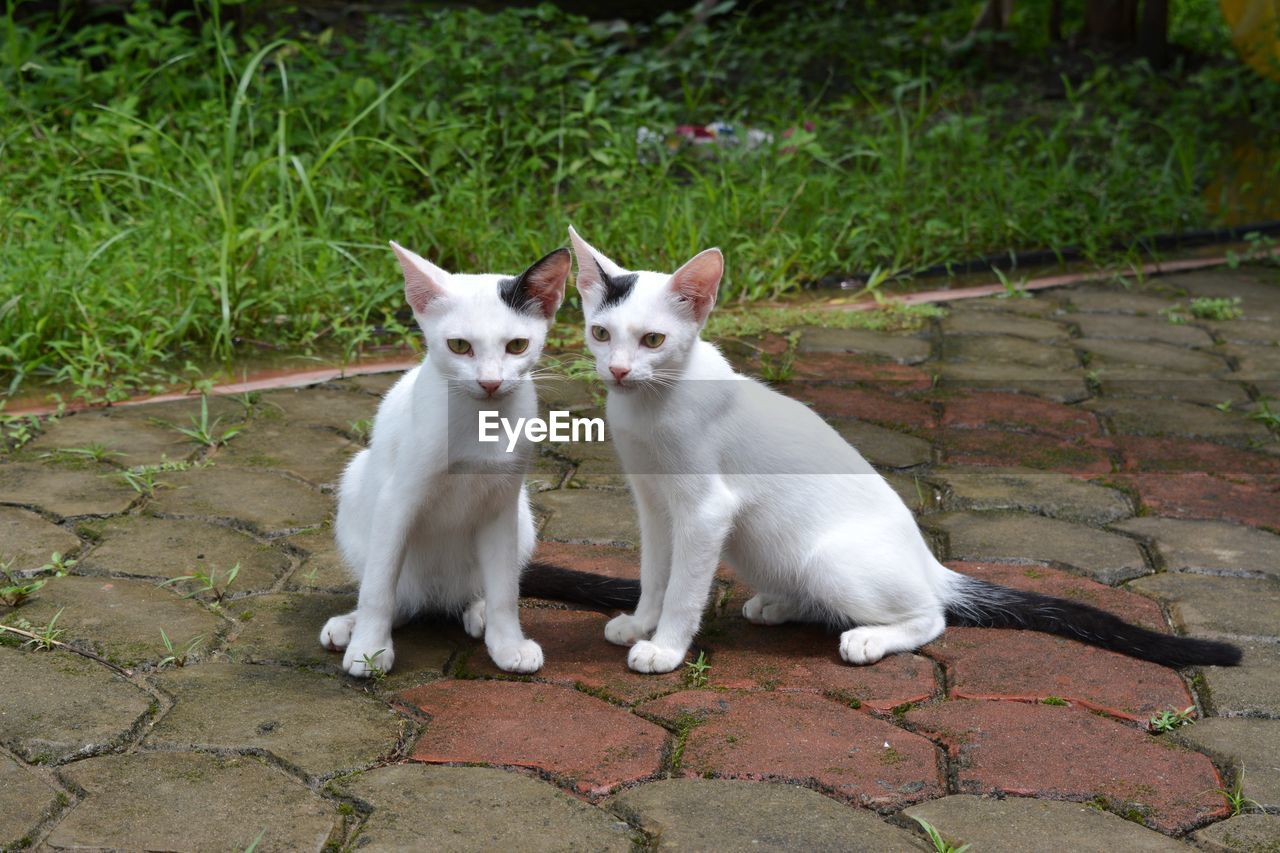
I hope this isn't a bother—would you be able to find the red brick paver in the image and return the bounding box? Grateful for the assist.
[942,392,1101,438]
[1121,472,1280,529]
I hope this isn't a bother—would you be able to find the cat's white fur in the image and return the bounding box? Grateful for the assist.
[568,226,959,673]
[319,242,568,677]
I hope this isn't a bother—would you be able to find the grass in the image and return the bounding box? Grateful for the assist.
[0,559,46,607]
[683,650,711,688]
[911,815,970,853]
[3,0,1279,404]
[1216,768,1263,816]
[158,628,204,668]
[163,395,244,448]
[160,561,240,604]
[1148,705,1195,733]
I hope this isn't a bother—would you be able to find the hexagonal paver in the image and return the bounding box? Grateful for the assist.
[637,690,942,809]
[906,700,1226,834]
[1173,718,1280,810]
[1129,574,1280,640]
[925,512,1149,584]
[901,795,1187,852]
[1191,814,1280,852]
[0,752,63,849]
[1111,517,1280,579]
[830,419,933,468]
[0,506,79,571]
[216,422,360,486]
[1,575,220,667]
[1073,337,1226,373]
[256,387,380,432]
[79,515,290,596]
[934,363,1089,403]
[1065,312,1214,347]
[1115,436,1280,476]
[337,764,634,852]
[1201,639,1280,718]
[608,779,927,851]
[797,326,931,364]
[403,680,667,797]
[0,646,151,763]
[1062,287,1185,316]
[0,462,136,518]
[1121,473,1280,530]
[942,335,1079,370]
[283,527,356,593]
[330,371,403,396]
[534,490,639,547]
[941,310,1069,343]
[49,752,339,852]
[25,407,194,468]
[147,663,406,779]
[787,384,936,430]
[941,392,1099,439]
[1082,399,1270,445]
[935,466,1133,524]
[941,429,1114,477]
[148,467,332,533]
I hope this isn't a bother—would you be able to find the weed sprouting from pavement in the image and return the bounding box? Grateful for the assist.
[0,559,46,607]
[158,628,205,668]
[161,562,241,604]
[1148,705,1195,733]
[1215,768,1263,816]
[683,650,712,688]
[164,396,244,448]
[911,815,971,853]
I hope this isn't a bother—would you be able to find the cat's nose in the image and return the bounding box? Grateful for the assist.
[478,380,501,397]
[610,366,630,383]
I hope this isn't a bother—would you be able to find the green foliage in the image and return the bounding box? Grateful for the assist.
[1148,705,1195,733]
[683,650,711,688]
[160,561,240,603]
[158,628,204,668]
[911,815,971,853]
[0,559,46,607]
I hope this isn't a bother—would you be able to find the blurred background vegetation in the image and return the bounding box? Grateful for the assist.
[2,0,1279,403]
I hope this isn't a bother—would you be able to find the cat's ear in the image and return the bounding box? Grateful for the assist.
[668,247,723,323]
[389,241,450,314]
[567,225,626,303]
[507,248,571,319]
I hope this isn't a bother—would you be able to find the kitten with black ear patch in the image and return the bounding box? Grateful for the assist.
[319,243,639,676]
[567,225,1241,675]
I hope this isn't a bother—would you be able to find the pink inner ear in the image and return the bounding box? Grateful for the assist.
[390,242,447,314]
[523,253,571,318]
[670,248,724,322]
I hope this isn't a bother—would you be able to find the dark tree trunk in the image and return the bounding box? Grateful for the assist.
[1139,0,1170,67]
[1085,0,1139,42]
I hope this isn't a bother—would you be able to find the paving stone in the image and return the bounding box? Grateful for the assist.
[608,778,928,851]
[949,561,1169,628]
[1063,287,1182,316]
[935,465,1133,524]
[797,326,931,365]
[941,391,1100,438]
[217,422,360,486]
[1066,312,1215,348]
[331,370,404,396]
[1223,344,1280,382]
[1116,437,1280,476]
[284,527,356,593]
[788,383,937,430]
[1075,338,1226,374]
[0,646,150,763]
[1130,574,1280,641]
[0,751,63,849]
[128,395,247,429]
[536,377,602,412]
[463,609,684,704]
[1111,517,1280,578]
[149,467,332,533]
[49,751,339,852]
[0,506,79,571]
[697,617,937,712]
[0,461,136,518]
[1191,813,1280,852]
[925,512,1149,584]
[556,434,626,488]
[80,515,289,596]
[226,592,362,670]
[1173,718,1280,809]
[26,407,195,468]
[957,295,1060,318]
[831,418,933,468]
[1170,269,1280,316]
[941,309,1070,342]
[527,449,572,492]
[942,335,1080,370]
[339,763,634,852]
[404,680,667,797]
[257,386,381,432]
[1,575,220,667]
[529,541,639,582]
[941,429,1114,476]
[1123,473,1280,530]
[1083,399,1271,445]
[1207,318,1280,346]
[1095,372,1253,407]
[789,352,934,387]
[935,362,1090,403]
[906,700,1226,834]
[534,489,639,547]
[901,794,1188,852]
[147,662,405,779]
[1201,639,1280,718]
[638,690,943,809]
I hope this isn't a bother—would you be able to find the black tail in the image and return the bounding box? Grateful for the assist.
[521,562,641,611]
[945,575,1241,668]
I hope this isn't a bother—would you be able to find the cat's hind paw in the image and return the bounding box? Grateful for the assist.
[462,599,486,639]
[742,594,796,626]
[342,640,395,678]
[604,613,655,646]
[839,627,887,666]
[488,639,543,673]
[627,640,685,674]
[320,614,356,652]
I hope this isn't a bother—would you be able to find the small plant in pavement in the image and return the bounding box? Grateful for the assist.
[40,552,76,576]
[0,559,46,607]
[161,562,240,604]
[1215,768,1262,816]
[163,395,244,448]
[1148,705,1195,733]
[9,607,67,651]
[158,629,204,668]
[683,650,711,688]
[359,649,388,681]
[1249,400,1280,429]
[911,815,970,853]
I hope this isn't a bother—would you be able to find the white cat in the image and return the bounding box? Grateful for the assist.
[566,226,1241,674]
[319,242,575,677]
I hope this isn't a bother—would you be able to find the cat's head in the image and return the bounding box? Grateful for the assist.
[567,226,723,391]
[389,242,570,400]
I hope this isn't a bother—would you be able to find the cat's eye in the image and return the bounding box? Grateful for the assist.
[506,338,530,355]
[641,332,666,348]
[446,338,472,355]
[591,325,610,342]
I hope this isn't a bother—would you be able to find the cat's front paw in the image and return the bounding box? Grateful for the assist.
[320,614,356,651]
[604,613,654,646]
[627,640,685,674]
[487,639,543,673]
[462,599,486,639]
[839,628,886,666]
[342,638,395,678]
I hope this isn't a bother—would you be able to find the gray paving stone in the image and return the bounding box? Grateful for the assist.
[1191,813,1280,852]
[1129,574,1280,641]
[80,515,290,596]
[935,362,1090,403]
[1066,312,1215,347]
[0,646,150,764]
[257,387,381,432]
[331,371,403,396]
[1083,398,1272,444]
[149,467,332,533]
[553,429,625,488]
[901,794,1188,852]
[284,527,356,593]
[833,419,933,468]
[926,511,1149,584]
[954,296,1060,318]
[1171,269,1280,317]
[49,751,339,852]
[0,752,63,849]
[528,449,573,492]
[226,592,357,669]
[1111,518,1280,579]
[1063,288,1182,316]
[1207,319,1280,346]
[1,575,220,667]
[537,377,603,413]
[217,422,360,486]
[535,489,638,547]
[797,326,931,365]
[936,466,1133,524]
[1173,718,1280,810]
[1075,337,1227,374]
[26,407,195,469]
[885,472,943,518]
[147,662,404,779]
[941,310,1070,342]
[942,335,1080,370]
[0,506,79,572]
[609,779,927,852]
[1223,344,1280,382]
[1094,372,1253,407]
[1202,640,1280,718]
[0,461,136,518]
[340,764,634,852]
